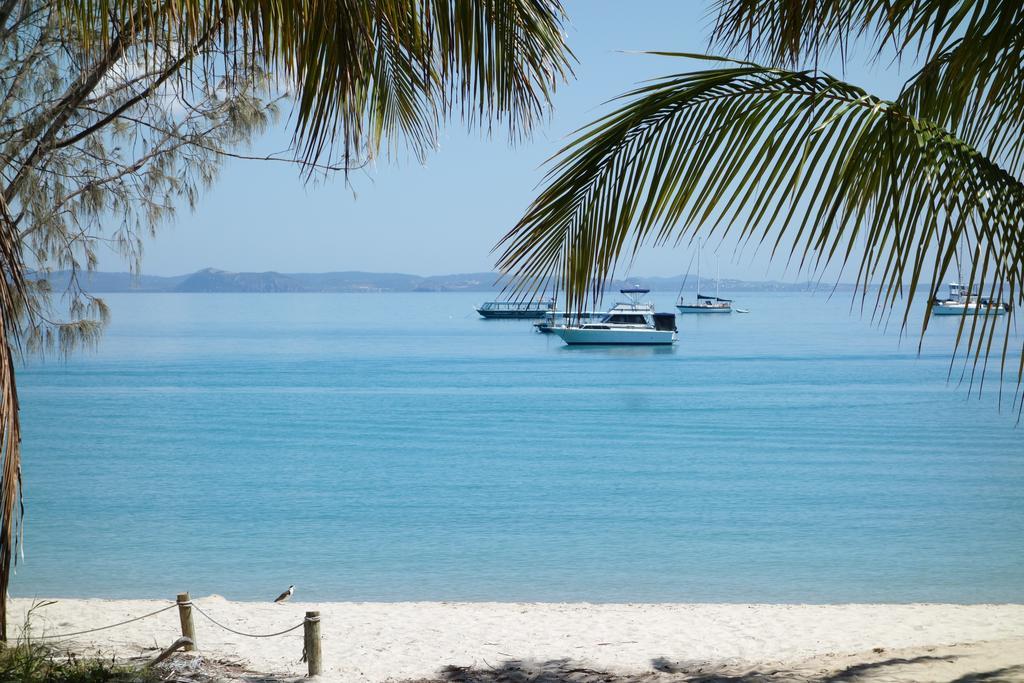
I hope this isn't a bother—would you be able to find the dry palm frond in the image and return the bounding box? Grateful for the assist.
[0,194,25,643]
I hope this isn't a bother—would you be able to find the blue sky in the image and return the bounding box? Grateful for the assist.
[114,1,912,280]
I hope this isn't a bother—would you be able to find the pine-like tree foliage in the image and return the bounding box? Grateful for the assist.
[0,0,572,640]
[497,0,1024,408]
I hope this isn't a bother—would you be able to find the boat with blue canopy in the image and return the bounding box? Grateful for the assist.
[476,298,555,319]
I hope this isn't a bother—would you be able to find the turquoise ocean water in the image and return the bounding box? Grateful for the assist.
[11,292,1024,603]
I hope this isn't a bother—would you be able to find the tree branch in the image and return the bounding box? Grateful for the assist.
[3,8,141,203]
[52,22,220,152]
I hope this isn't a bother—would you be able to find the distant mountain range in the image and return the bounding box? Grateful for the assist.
[33,268,875,294]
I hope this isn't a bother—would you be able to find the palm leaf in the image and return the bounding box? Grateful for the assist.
[711,1,1024,178]
[896,4,1024,178]
[57,0,574,167]
[708,0,1000,68]
[496,56,1024,403]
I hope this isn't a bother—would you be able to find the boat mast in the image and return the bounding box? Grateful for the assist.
[696,237,701,298]
[716,257,720,301]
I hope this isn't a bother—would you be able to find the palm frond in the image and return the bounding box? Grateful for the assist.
[896,4,1024,176]
[712,1,1024,175]
[57,0,574,168]
[497,56,1024,397]
[708,0,996,68]
[709,0,884,67]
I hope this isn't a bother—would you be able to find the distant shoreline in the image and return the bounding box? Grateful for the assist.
[12,598,1024,681]
[33,267,888,294]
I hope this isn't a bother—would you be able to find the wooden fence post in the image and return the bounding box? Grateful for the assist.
[304,611,321,677]
[176,592,197,651]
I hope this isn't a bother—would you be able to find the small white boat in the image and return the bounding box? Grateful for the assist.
[677,241,734,314]
[677,294,733,314]
[932,282,1009,316]
[551,288,677,345]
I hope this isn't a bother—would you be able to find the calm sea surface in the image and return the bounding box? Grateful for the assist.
[12,292,1024,603]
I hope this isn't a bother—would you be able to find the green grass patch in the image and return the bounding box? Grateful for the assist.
[0,642,154,683]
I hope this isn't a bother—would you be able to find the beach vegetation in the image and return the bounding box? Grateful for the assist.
[0,642,153,682]
[0,602,154,682]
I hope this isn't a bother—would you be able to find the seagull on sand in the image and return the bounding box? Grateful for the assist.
[274,585,294,603]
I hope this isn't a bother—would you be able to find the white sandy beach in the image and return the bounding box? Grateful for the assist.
[10,597,1024,682]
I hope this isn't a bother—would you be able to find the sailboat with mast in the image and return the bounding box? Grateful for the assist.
[677,240,733,314]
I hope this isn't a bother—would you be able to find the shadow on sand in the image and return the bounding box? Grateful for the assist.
[425,655,1024,683]
[948,665,1024,682]
[150,649,1024,682]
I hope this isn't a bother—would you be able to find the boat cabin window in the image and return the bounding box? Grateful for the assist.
[605,314,647,324]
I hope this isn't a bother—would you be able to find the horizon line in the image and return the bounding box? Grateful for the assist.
[49,266,898,287]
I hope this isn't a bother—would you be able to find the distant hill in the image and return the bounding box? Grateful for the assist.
[416,272,500,291]
[31,270,189,292]
[175,268,306,293]
[287,271,425,292]
[31,268,878,294]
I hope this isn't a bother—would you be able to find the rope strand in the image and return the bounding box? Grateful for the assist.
[190,602,304,638]
[27,600,306,641]
[31,603,178,639]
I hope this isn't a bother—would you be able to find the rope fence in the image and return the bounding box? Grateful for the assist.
[31,604,178,640]
[189,601,305,638]
[25,592,323,676]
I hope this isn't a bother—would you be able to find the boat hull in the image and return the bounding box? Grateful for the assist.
[676,305,732,314]
[476,309,550,319]
[932,304,1007,316]
[553,327,676,345]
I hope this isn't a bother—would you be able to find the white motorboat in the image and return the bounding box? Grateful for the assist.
[551,288,677,345]
[677,240,733,314]
[932,282,1009,316]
